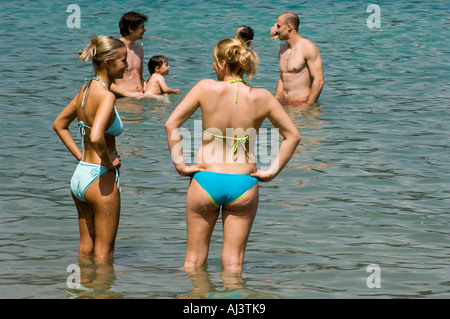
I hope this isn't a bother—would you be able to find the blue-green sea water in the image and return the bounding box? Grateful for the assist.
[0,0,449,299]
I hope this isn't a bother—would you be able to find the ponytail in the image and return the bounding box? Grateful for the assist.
[78,35,125,71]
[78,39,96,64]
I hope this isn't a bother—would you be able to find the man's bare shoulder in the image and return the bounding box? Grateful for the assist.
[132,42,144,56]
[300,38,320,54]
[279,42,289,54]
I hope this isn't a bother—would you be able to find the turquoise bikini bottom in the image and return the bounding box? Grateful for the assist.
[192,171,258,208]
[71,161,120,202]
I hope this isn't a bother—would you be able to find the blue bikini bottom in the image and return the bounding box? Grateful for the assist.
[192,171,258,208]
[71,161,120,202]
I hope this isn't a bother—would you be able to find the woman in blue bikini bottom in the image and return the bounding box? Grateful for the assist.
[191,171,258,208]
[71,161,120,203]
[165,38,300,272]
[53,36,126,261]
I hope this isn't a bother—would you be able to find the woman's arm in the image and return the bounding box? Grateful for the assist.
[89,92,120,169]
[53,93,83,161]
[251,94,301,182]
[165,81,205,176]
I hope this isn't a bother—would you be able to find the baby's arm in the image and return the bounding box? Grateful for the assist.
[158,75,180,95]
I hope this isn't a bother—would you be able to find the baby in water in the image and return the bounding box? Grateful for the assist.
[144,55,180,100]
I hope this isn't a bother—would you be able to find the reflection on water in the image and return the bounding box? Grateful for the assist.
[65,256,121,299]
[116,97,171,124]
[284,103,330,172]
[178,266,281,299]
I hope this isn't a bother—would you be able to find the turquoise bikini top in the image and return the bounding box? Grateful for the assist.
[77,77,123,162]
[78,77,124,137]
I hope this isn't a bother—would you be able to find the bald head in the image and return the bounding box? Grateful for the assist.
[281,12,300,31]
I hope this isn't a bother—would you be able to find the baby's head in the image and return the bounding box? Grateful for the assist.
[148,55,169,75]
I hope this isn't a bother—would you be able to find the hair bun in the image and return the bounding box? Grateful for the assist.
[214,38,259,80]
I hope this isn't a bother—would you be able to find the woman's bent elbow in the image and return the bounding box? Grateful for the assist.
[52,121,62,133]
[164,120,174,133]
[293,132,301,144]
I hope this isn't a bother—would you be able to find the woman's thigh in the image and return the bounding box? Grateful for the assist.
[84,170,121,253]
[221,184,259,264]
[184,179,220,266]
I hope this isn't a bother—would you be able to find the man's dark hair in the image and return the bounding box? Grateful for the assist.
[237,26,254,45]
[119,11,148,36]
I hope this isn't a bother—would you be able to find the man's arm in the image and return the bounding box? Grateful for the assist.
[135,43,145,89]
[110,82,131,98]
[110,83,145,98]
[274,45,284,99]
[305,42,324,103]
[274,78,283,99]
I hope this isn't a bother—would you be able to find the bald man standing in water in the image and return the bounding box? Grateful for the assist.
[272,12,324,106]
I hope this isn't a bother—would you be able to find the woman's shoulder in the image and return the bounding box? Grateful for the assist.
[196,78,217,87]
[248,86,280,112]
[192,78,222,93]
[249,86,274,100]
[93,84,116,106]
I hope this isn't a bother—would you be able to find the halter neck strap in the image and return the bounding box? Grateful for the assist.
[228,79,247,104]
[82,77,109,108]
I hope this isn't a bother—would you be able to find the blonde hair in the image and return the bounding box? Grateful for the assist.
[214,38,259,81]
[78,35,125,72]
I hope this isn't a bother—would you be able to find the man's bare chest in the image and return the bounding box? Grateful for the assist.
[280,49,306,73]
[126,50,142,70]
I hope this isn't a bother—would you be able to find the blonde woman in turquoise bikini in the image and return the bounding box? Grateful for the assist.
[165,38,301,272]
[53,36,127,262]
